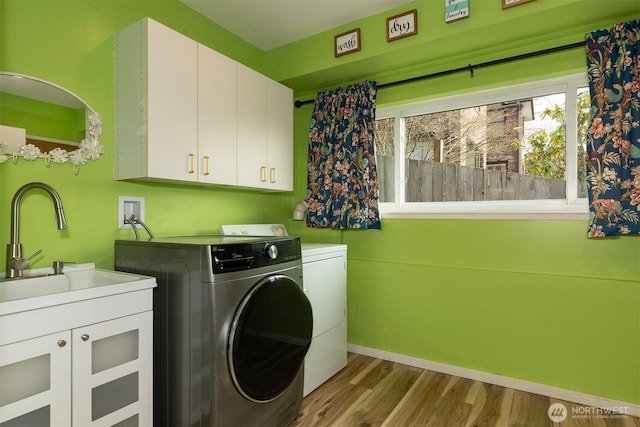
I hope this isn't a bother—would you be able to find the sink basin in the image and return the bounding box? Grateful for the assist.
[0,263,156,315]
[0,273,69,302]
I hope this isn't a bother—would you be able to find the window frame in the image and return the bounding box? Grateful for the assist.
[376,73,589,220]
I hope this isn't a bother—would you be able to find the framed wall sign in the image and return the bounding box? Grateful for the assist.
[445,0,469,23]
[334,28,361,57]
[386,9,418,42]
[502,0,535,9]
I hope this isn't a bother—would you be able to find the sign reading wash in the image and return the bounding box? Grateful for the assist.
[446,0,469,23]
[334,28,361,57]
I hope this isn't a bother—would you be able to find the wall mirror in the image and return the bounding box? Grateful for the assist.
[0,72,103,173]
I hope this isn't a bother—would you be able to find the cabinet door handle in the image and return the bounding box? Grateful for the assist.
[188,153,196,174]
[57,339,67,347]
[260,166,268,182]
[203,156,211,176]
[81,334,90,341]
[270,167,277,183]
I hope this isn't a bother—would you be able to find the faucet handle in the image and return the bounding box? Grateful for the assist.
[12,249,43,271]
[27,249,43,259]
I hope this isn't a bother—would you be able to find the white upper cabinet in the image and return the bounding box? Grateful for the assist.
[268,79,294,191]
[237,64,269,189]
[114,18,199,182]
[114,17,293,191]
[237,64,293,191]
[198,44,238,185]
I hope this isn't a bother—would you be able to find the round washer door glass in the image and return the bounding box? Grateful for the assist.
[229,274,313,402]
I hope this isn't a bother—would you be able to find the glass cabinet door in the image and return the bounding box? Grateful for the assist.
[0,331,72,426]
[72,311,153,427]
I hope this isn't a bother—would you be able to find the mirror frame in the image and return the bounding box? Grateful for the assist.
[0,72,103,173]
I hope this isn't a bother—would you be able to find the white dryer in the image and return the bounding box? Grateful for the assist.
[301,243,348,396]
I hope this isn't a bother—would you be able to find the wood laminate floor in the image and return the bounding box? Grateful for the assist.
[291,353,640,427]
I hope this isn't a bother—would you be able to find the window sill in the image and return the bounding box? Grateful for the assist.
[379,200,589,220]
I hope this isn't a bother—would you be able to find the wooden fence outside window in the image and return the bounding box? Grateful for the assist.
[376,156,582,203]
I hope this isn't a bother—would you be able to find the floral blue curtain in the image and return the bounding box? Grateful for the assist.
[306,81,381,229]
[586,20,640,238]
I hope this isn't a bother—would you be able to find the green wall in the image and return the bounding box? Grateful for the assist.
[0,0,290,270]
[2,0,639,408]
[276,0,640,406]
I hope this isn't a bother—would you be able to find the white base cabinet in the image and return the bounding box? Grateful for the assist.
[0,289,153,426]
[301,244,348,396]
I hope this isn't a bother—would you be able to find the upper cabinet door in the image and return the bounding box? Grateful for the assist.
[146,20,199,181]
[267,80,294,191]
[198,44,238,185]
[237,64,269,189]
[114,18,198,182]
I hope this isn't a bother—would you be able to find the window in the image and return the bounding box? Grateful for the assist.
[374,74,589,219]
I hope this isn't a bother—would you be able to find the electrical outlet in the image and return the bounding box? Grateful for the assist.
[118,196,145,229]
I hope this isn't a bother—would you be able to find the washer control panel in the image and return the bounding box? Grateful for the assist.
[211,237,301,273]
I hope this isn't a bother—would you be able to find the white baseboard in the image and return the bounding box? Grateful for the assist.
[348,344,640,418]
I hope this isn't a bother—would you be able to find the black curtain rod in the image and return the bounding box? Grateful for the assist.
[294,40,586,108]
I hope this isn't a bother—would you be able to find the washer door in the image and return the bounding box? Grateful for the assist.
[228,274,313,403]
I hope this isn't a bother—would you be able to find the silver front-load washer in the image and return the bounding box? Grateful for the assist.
[115,235,312,426]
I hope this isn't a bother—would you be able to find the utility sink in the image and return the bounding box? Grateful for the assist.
[0,263,156,315]
[0,272,69,301]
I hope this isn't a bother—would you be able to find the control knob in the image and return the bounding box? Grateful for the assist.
[264,243,278,260]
